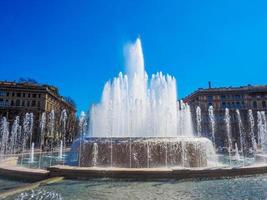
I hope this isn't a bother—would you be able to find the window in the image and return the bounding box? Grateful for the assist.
[38,94,41,98]
[263,101,266,109]
[0,91,6,96]
[27,101,30,107]
[32,94,37,98]
[222,102,226,109]
[17,93,21,97]
[12,92,15,97]
[16,99,20,106]
[32,100,36,107]
[208,96,213,101]
[11,100,14,106]
[0,99,4,106]
[232,102,235,108]
[6,92,9,97]
[253,101,257,109]
[22,100,25,107]
[28,93,30,98]
[236,102,241,109]
[235,95,241,100]
[23,93,26,97]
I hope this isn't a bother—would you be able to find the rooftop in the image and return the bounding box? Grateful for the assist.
[184,84,267,100]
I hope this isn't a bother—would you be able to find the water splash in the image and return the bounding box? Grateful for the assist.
[10,116,20,154]
[248,109,257,152]
[89,38,193,138]
[78,111,87,166]
[58,140,63,159]
[224,108,232,165]
[196,106,202,137]
[0,117,9,158]
[258,111,267,153]
[40,112,46,148]
[29,142,35,163]
[22,113,33,155]
[60,109,67,138]
[208,106,216,148]
[236,109,245,166]
[92,142,98,167]
[14,189,63,200]
[49,110,55,136]
[234,142,240,161]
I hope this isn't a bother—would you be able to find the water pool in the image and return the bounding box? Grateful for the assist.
[0,177,28,193]
[6,174,267,200]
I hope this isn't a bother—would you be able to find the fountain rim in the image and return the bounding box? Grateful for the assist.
[80,136,210,139]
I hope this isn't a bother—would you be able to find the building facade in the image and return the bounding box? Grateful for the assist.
[0,81,77,146]
[183,84,267,148]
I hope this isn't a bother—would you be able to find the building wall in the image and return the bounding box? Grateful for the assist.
[0,81,77,147]
[183,85,267,149]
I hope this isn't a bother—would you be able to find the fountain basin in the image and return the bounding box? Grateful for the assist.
[70,137,216,168]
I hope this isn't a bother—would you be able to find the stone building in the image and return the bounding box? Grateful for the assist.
[0,81,77,146]
[183,84,267,148]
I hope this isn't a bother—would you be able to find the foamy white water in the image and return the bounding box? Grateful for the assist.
[89,38,193,138]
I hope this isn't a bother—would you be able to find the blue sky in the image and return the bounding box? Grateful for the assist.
[1,0,267,113]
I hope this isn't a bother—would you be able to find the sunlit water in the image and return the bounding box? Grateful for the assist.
[7,174,267,200]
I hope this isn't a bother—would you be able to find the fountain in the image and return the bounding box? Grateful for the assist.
[58,140,63,159]
[2,38,267,195]
[0,117,9,159]
[40,112,46,149]
[248,109,257,152]
[29,142,35,163]
[92,143,98,167]
[196,106,202,137]
[208,105,216,148]
[236,109,245,166]
[255,111,267,163]
[234,142,240,161]
[224,108,232,165]
[71,38,217,168]
[78,112,87,167]
[10,116,20,155]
